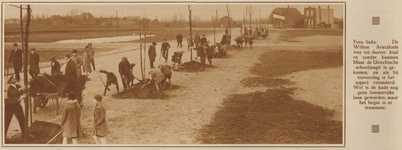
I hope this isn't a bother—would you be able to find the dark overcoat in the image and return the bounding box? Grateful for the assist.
[65,59,77,80]
[8,49,23,72]
[29,52,40,75]
[148,45,157,62]
[118,61,134,81]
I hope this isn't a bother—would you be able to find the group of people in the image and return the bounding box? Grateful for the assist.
[4,43,97,142]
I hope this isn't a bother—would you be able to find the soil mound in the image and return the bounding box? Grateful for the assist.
[112,80,179,99]
[173,60,216,72]
[6,121,62,144]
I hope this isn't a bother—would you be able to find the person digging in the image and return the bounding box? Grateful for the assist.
[99,70,120,96]
[146,68,166,92]
[158,64,173,89]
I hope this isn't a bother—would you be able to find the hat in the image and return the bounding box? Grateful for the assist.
[13,43,18,46]
[7,75,14,84]
[30,48,36,51]
[203,34,205,36]
[152,42,157,45]
[65,53,71,58]
[50,56,56,61]
[130,63,136,67]
[68,93,75,100]
[85,46,89,49]
[94,95,102,102]
[72,50,78,53]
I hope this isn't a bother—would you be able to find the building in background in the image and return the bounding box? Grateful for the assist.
[268,5,304,28]
[72,12,95,24]
[304,5,334,28]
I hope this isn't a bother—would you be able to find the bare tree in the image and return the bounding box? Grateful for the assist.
[247,6,253,25]
[258,6,262,25]
[188,5,193,62]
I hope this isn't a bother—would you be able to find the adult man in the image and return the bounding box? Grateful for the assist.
[118,57,134,89]
[176,33,183,48]
[148,68,165,92]
[82,46,92,75]
[64,53,77,92]
[8,43,22,81]
[187,33,194,51]
[195,43,206,69]
[161,39,171,62]
[71,50,83,77]
[158,64,172,89]
[50,57,61,76]
[200,34,207,46]
[5,75,27,138]
[205,44,215,65]
[87,43,96,70]
[99,70,119,96]
[29,48,40,78]
[148,42,157,68]
[194,33,200,48]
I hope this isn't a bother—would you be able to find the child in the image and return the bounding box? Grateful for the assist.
[61,93,82,144]
[92,95,110,144]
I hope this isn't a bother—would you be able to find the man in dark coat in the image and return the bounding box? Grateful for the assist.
[8,43,22,81]
[161,39,171,62]
[194,33,201,47]
[118,57,134,89]
[200,34,207,46]
[50,56,61,76]
[99,70,119,96]
[29,48,40,78]
[64,53,77,93]
[194,44,206,69]
[176,33,183,48]
[148,42,157,68]
[206,44,215,65]
[5,75,27,138]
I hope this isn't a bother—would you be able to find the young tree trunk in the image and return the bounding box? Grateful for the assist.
[227,5,231,44]
[24,5,31,136]
[188,5,193,62]
[140,34,144,80]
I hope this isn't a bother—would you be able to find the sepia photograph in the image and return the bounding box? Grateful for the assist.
[2,2,344,146]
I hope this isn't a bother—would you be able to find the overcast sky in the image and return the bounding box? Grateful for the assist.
[3,3,344,21]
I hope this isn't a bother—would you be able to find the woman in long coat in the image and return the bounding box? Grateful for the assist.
[92,95,110,144]
[82,46,92,74]
[61,93,82,144]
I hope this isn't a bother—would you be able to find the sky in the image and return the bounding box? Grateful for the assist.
[3,3,344,22]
